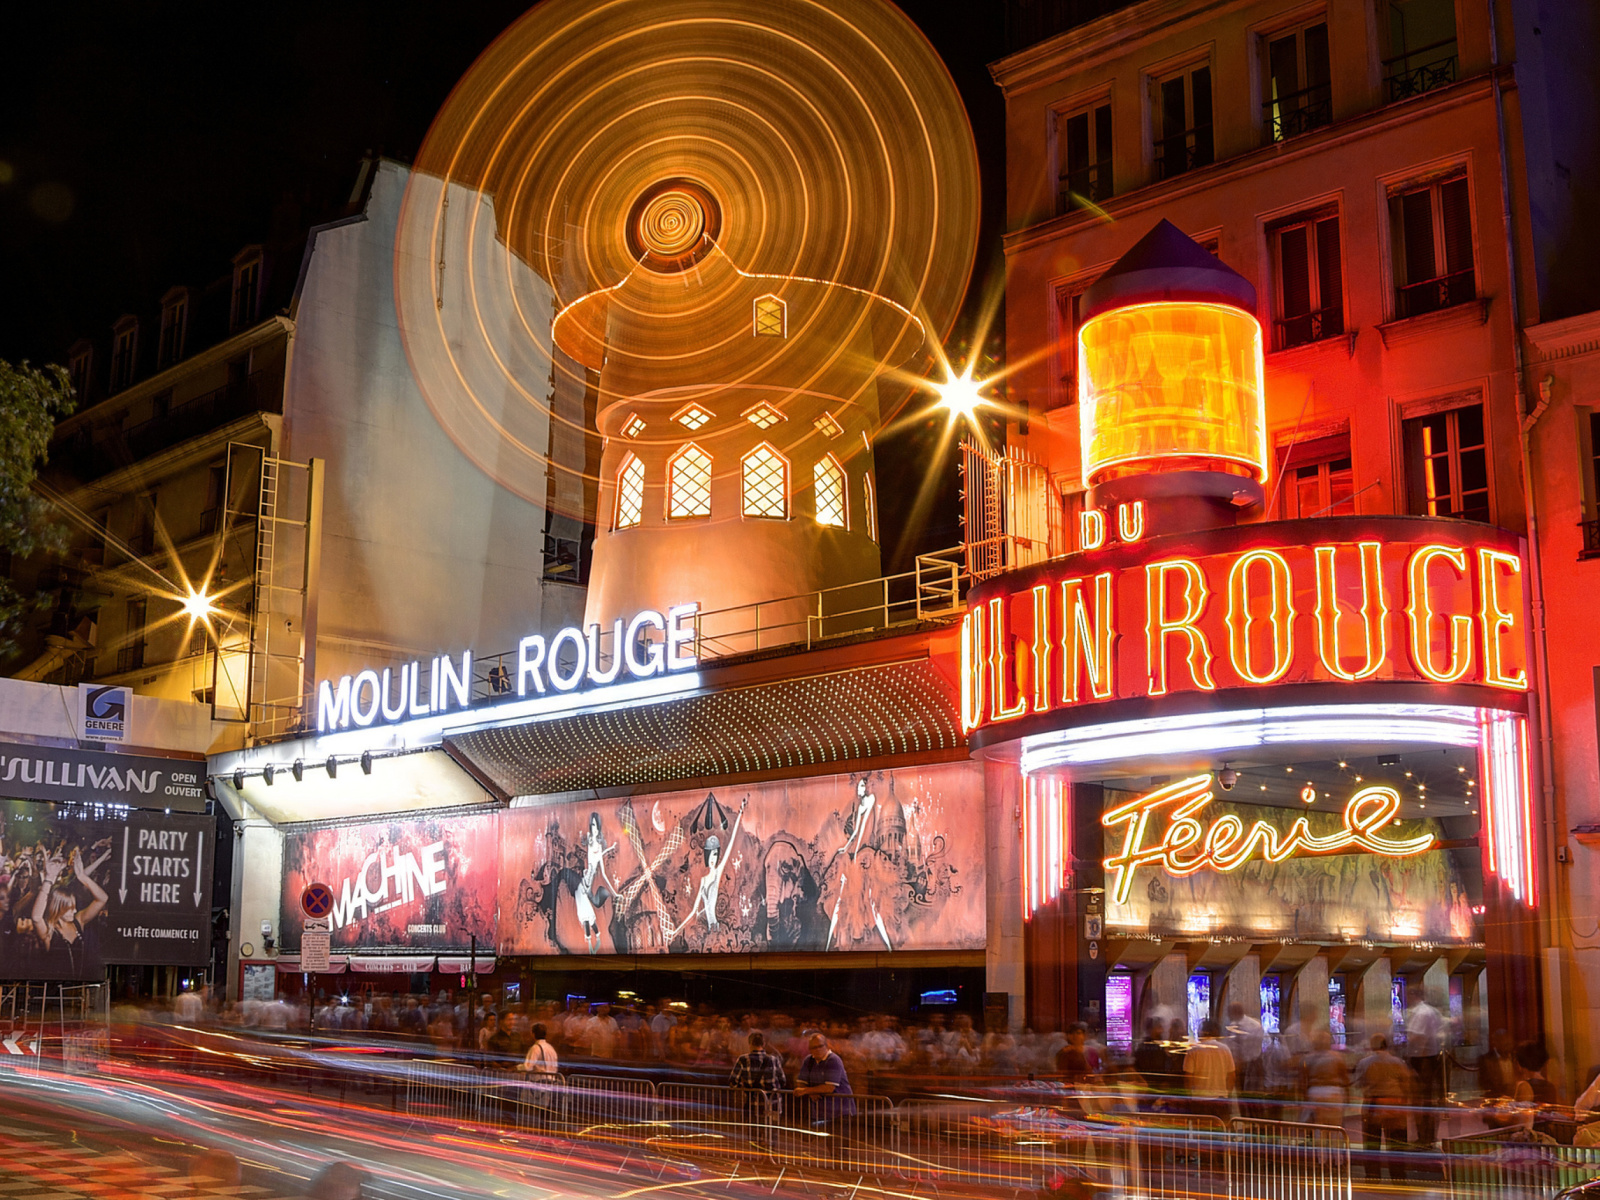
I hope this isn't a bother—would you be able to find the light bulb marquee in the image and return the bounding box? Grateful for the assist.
[962,517,1529,741]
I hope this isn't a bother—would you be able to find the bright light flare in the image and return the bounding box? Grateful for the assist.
[932,367,988,422]
[180,589,217,623]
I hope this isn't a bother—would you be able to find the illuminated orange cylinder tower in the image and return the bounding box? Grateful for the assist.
[1078,220,1267,526]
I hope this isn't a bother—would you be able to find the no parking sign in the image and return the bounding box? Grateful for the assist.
[301,882,335,918]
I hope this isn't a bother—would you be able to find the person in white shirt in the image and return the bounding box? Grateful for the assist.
[522,1023,559,1075]
[174,987,204,1024]
[588,1003,620,1058]
[1405,997,1446,1145]
[1225,1002,1265,1106]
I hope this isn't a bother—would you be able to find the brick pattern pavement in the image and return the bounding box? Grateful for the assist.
[0,1131,295,1199]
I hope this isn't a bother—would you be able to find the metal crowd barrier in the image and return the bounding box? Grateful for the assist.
[398,1061,1529,1198]
[1112,1111,1232,1200]
[1229,1116,1351,1200]
[895,1096,1065,1189]
[1443,1134,1600,1200]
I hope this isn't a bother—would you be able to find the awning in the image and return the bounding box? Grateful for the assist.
[347,955,436,974]
[446,655,962,796]
[436,956,496,974]
[274,955,348,974]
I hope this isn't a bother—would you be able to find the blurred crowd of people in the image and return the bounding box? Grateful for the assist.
[154,984,1600,1147]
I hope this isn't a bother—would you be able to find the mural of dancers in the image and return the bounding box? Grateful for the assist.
[497,763,985,957]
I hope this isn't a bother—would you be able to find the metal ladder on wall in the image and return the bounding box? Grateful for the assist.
[226,443,320,739]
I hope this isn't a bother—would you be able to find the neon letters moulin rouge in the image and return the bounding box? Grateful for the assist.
[961,519,1529,736]
[1101,775,1435,906]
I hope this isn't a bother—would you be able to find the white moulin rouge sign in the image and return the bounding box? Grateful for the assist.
[314,604,699,733]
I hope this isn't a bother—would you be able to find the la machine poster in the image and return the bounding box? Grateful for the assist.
[280,813,499,950]
[499,762,986,956]
[0,800,215,980]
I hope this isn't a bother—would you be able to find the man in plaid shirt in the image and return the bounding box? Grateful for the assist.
[729,1031,786,1124]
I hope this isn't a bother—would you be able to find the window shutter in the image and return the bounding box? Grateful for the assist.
[1399,189,1437,284]
[1314,216,1343,315]
[1439,177,1473,276]
[1094,105,1113,169]
[1278,225,1312,318]
[1064,111,1090,177]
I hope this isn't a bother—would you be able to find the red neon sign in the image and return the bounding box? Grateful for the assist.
[1102,775,1436,906]
[961,519,1529,739]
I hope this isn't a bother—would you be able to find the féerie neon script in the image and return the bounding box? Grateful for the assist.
[1101,775,1436,905]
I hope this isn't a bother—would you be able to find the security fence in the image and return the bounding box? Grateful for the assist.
[393,1061,1380,1196]
[1443,1132,1600,1200]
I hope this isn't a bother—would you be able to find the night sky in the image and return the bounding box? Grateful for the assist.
[0,2,1008,566]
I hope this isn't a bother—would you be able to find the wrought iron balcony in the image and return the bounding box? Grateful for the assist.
[1263,85,1333,142]
[1275,305,1345,350]
[1385,41,1459,102]
[1153,127,1214,181]
[1394,267,1476,319]
[1581,518,1600,560]
[1056,162,1112,215]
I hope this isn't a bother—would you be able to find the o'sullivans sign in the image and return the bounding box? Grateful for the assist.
[962,517,1528,742]
[316,604,699,733]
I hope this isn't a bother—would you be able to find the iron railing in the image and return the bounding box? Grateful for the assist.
[1396,266,1476,319]
[1581,518,1600,560]
[1276,305,1345,350]
[1154,126,1214,180]
[1057,161,1112,215]
[1263,84,1333,142]
[1385,40,1459,102]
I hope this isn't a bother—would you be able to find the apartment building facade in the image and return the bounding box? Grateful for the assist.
[12,158,590,749]
[991,0,1600,1082]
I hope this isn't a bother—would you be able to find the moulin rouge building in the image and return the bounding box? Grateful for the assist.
[206,0,1542,1055]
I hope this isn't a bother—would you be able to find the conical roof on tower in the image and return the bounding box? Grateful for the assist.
[1081,218,1256,322]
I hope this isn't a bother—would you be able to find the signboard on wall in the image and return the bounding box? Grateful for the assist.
[0,800,215,980]
[497,762,986,957]
[0,742,207,812]
[1099,790,1480,944]
[280,812,499,950]
[962,516,1530,747]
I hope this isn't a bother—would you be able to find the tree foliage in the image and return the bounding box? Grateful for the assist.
[0,360,77,654]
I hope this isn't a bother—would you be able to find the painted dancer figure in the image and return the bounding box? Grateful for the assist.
[571,812,617,954]
[826,777,891,951]
[671,797,748,939]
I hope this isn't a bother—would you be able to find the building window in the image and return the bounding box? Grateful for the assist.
[667,443,713,519]
[814,455,847,528]
[201,463,226,535]
[1384,0,1458,101]
[1389,174,1475,319]
[863,472,878,541]
[131,493,158,557]
[741,444,788,519]
[673,402,713,432]
[67,343,93,401]
[1278,433,1354,518]
[753,295,786,337]
[110,320,139,393]
[621,413,645,439]
[158,290,188,368]
[1056,100,1112,215]
[813,412,843,439]
[744,401,784,430]
[615,453,645,529]
[1404,403,1489,522]
[119,597,147,674]
[1151,62,1213,180]
[1270,211,1343,348]
[231,252,261,330]
[1584,412,1600,558]
[1262,20,1332,142]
